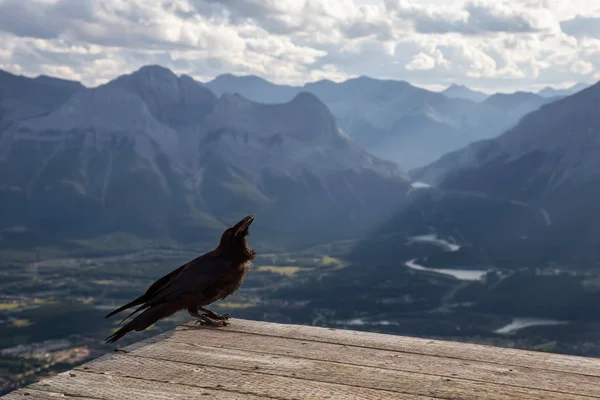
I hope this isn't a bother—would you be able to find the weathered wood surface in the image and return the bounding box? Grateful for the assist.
[4,319,600,399]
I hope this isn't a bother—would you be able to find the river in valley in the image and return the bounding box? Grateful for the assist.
[494,318,569,334]
[405,259,489,281]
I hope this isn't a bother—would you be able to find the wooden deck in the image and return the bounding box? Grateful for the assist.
[4,319,600,399]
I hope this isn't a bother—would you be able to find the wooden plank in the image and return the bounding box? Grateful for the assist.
[145,328,600,398]
[182,319,600,376]
[113,340,594,400]
[3,388,98,400]
[7,320,600,400]
[4,371,266,400]
[74,352,434,400]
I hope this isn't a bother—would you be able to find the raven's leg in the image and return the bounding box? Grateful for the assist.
[198,306,231,320]
[187,307,228,327]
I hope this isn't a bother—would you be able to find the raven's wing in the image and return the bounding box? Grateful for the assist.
[105,252,225,320]
[143,255,231,308]
[145,263,189,297]
[104,262,188,319]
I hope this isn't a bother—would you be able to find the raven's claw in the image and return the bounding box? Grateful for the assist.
[194,317,229,327]
[203,312,231,320]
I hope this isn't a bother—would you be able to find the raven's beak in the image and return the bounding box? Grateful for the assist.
[233,215,254,235]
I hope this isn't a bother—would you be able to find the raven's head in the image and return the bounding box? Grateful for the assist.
[218,215,256,260]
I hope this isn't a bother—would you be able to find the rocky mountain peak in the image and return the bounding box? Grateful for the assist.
[107,65,217,128]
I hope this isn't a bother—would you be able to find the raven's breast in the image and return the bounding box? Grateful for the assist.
[199,261,252,305]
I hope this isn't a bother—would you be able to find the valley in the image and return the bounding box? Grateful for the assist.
[3,231,600,394]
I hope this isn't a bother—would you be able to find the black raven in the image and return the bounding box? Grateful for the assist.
[104,215,256,343]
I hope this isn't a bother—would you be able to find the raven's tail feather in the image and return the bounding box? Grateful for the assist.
[105,295,147,319]
[105,303,178,344]
[105,324,134,344]
[117,304,150,326]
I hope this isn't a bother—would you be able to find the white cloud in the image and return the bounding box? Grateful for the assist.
[385,0,560,35]
[0,0,597,91]
[571,60,594,74]
[406,52,437,70]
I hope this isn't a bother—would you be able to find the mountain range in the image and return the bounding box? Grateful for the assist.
[440,82,590,103]
[442,84,489,102]
[537,83,589,99]
[206,75,558,170]
[0,66,409,252]
[1,65,598,269]
[403,81,600,268]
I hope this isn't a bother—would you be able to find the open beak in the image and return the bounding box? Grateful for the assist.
[233,215,254,235]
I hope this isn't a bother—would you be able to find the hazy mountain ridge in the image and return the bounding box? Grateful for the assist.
[416,82,600,190]
[537,83,589,99]
[442,84,489,102]
[206,74,556,169]
[207,73,298,104]
[439,82,589,103]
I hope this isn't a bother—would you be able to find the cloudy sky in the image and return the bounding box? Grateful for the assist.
[0,0,599,92]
